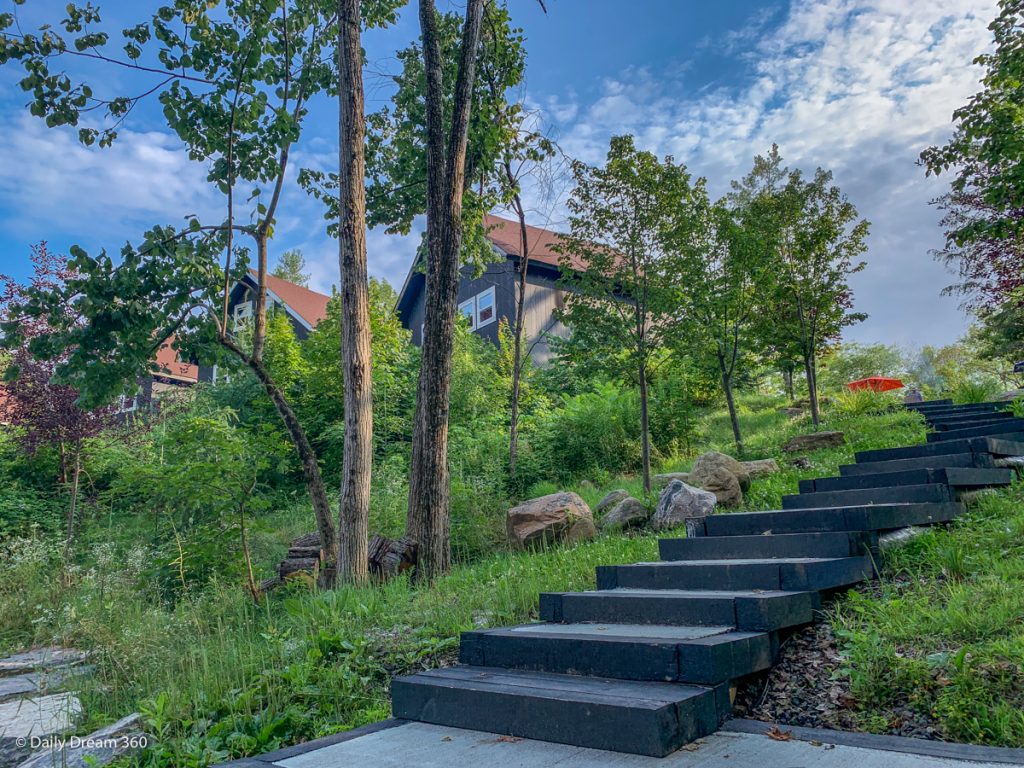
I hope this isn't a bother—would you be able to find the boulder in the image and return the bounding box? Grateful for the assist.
[742,458,780,478]
[595,489,630,515]
[0,693,81,767]
[506,492,596,549]
[693,464,743,507]
[650,480,716,531]
[782,431,845,453]
[18,713,145,768]
[654,472,691,487]
[779,407,804,417]
[0,649,88,678]
[997,389,1024,402]
[599,497,649,531]
[691,451,750,492]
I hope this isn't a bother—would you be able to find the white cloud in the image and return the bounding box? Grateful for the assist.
[534,0,998,347]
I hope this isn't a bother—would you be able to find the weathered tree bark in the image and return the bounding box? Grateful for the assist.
[406,0,486,582]
[508,186,529,477]
[335,0,372,585]
[803,351,821,425]
[718,350,744,455]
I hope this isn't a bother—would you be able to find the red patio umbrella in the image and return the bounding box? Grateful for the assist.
[847,376,905,392]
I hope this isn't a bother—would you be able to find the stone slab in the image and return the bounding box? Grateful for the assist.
[0,649,88,678]
[0,693,81,767]
[252,721,1021,768]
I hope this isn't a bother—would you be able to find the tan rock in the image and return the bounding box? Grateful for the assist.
[742,458,780,477]
[692,451,750,492]
[654,472,691,487]
[782,431,846,453]
[506,492,596,549]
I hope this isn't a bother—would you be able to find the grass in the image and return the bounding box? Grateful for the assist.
[4,391,1018,765]
[830,481,1024,745]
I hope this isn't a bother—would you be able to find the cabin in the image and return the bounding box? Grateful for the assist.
[198,271,332,383]
[395,214,577,365]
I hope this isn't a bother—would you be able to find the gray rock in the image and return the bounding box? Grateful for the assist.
[0,649,88,679]
[595,489,630,515]
[599,497,650,531]
[742,458,780,477]
[654,472,691,487]
[18,713,144,768]
[782,431,845,453]
[506,492,596,549]
[651,480,716,531]
[0,667,82,705]
[0,693,82,767]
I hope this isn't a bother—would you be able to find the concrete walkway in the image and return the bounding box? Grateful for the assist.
[224,720,1024,768]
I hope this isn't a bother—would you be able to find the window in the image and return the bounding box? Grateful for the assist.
[458,299,476,330]
[234,301,253,321]
[476,287,496,328]
[118,393,138,413]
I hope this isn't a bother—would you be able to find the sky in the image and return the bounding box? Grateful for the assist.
[0,0,1000,348]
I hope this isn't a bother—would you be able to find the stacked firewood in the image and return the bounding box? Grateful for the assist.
[260,532,417,592]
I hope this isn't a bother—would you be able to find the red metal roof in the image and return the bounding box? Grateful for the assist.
[153,338,199,383]
[262,273,332,327]
[483,213,589,271]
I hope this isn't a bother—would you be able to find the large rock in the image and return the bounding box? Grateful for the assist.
[651,480,716,531]
[742,458,780,478]
[782,431,845,453]
[654,472,691,487]
[506,492,596,549]
[18,713,145,768]
[0,693,81,767]
[0,649,88,678]
[692,451,750,491]
[693,465,743,506]
[599,497,649,531]
[595,489,630,515]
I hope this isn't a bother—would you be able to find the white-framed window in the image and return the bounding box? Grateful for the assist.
[476,286,496,328]
[118,393,138,413]
[234,301,253,321]
[458,298,476,329]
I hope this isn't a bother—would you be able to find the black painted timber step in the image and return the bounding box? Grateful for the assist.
[390,665,723,757]
[799,467,1013,494]
[906,398,953,408]
[932,413,1014,431]
[694,502,964,537]
[782,483,953,509]
[855,435,1024,463]
[458,623,773,684]
[659,530,874,560]
[839,451,996,476]
[597,556,874,592]
[915,404,1003,420]
[927,418,1024,442]
[537,587,815,631]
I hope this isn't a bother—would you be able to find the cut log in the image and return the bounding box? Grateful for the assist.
[290,532,321,549]
[368,535,417,578]
[279,558,320,580]
[286,546,323,560]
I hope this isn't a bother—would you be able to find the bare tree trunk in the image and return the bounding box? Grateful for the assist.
[406,0,485,582]
[782,366,794,401]
[508,190,529,477]
[252,234,269,362]
[62,446,81,561]
[804,351,821,425]
[336,0,372,586]
[638,364,652,494]
[718,351,743,455]
[222,337,338,581]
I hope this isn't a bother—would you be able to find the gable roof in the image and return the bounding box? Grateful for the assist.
[482,213,586,271]
[248,271,332,328]
[153,339,199,383]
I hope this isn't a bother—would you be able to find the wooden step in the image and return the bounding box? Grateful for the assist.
[538,588,815,631]
[459,623,772,685]
[695,502,964,537]
[659,531,873,560]
[782,483,953,509]
[855,435,1024,463]
[839,451,995,476]
[801,467,1012,494]
[927,418,1024,442]
[391,665,724,757]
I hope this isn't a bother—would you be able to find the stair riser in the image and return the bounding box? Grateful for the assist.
[459,631,773,685]
[840,452,994,476]
[933,415,1014,431]
[390,674,722,757]
[698,503,963,537]
[598,557,874,592]
[782,484,952,509]
[659,532,874,560]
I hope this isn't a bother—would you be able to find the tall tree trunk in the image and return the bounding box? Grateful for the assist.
[782,366,794,401]
[252,234,269,362]
[803,352,821,425]
[405,0,485,582]
[62,445,81,561]
[718,351,743,455]
[223,338,338,580]
[239,477,258,600]
[508,190,529,477]
[638,364,652,494]
[336,0,372,586]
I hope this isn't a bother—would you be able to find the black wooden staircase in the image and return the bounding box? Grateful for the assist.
[391,400,1022,757]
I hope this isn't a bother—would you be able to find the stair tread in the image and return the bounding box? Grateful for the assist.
[585,587,807,598]
[485,622,739,640]
[401,665,711,706]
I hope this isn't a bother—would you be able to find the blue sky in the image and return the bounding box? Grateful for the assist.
[0,0,999,347]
